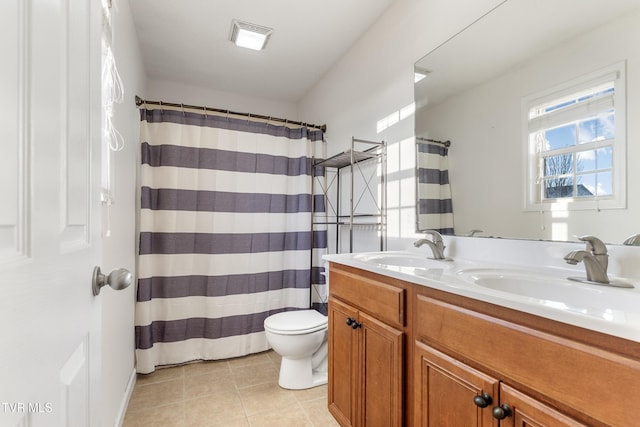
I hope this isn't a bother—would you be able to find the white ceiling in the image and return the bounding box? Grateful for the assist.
[129,0,396,103]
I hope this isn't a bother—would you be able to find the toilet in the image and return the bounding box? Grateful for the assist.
[264,309,328,390]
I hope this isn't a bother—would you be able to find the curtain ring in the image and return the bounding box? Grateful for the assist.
[181,103,185,116]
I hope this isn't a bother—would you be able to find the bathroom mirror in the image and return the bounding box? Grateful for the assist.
[414,0,640,244]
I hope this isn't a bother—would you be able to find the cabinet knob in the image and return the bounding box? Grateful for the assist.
[345,317,362,329]
[472,393,493,408]
[492,404,513,420]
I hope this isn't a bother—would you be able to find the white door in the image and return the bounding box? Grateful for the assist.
[1,0,103,426]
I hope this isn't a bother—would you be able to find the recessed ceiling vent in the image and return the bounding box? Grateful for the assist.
[229,19,273,51]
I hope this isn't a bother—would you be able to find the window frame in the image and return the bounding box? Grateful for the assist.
[522,61,626,212]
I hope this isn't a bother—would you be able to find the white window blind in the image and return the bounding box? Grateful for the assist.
[523,62,626,211]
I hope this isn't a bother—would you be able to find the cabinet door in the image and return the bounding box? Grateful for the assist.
[414,341,499,427]
[359,311,404,427]
[328,297,359,426]
[498,383,588,427]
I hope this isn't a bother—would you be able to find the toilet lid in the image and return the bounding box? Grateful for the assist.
[264,310,328,335]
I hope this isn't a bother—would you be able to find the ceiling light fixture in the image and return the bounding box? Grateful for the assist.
[229,19,273,51]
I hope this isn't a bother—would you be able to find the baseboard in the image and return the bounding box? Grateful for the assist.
[114,367,137,427]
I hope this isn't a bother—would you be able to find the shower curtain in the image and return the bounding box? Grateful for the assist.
[135,105,327,374]
[416,140,454,234]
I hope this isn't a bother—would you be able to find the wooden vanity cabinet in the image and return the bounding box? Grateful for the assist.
[414,340,587,427]
[327,263,640,427]
[328,264,406,427]
[497,383,589,427]
[414,340,498,427]
[413,291,640,427]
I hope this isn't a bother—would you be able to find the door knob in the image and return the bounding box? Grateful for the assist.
[92,266,132,296]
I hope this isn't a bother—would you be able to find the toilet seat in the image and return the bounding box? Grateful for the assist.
[264,310,327,335]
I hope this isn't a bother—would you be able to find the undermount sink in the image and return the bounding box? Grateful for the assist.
[325,251,640,341]
[352,251,452,268]
[456,268,639,315]
[461,269,578,299]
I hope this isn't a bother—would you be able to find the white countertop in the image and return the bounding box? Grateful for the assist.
[324,251,640,343]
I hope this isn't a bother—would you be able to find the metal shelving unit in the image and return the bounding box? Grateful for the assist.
[312,137,386,253]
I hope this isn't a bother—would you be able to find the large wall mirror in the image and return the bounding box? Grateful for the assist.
[414,0,640,244]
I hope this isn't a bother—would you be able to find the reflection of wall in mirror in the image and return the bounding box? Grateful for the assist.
[415,8,640,244]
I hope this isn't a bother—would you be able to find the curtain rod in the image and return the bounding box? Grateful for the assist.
[416,136,451,147]
[135,96,327,133]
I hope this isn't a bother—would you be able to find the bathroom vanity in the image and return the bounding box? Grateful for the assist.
[327,263,408,426]
[325,254,640,427]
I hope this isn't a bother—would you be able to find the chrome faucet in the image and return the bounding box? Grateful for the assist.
[623,233,640,246]
[414,230,446,260]
[564,235,609,284]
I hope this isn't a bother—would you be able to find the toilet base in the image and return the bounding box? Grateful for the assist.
[277,357,328,390]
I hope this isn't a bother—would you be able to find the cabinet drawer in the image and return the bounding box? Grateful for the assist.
[330,267,405,328]
[415,294,640,426]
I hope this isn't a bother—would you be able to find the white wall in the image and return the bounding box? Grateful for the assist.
[100,8,301,424]
[145,78,298,120]
[141,0,506,254]
[104,1,640,421]
[298,0,505,251]
[100,0,146,425]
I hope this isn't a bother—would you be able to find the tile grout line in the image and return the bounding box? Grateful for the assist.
[124,350,337,426]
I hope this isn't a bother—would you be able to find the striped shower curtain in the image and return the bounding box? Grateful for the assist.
[135,106,327,374]
[416,140,454,234]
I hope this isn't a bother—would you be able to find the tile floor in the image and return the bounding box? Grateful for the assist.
[123,350,340,427]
